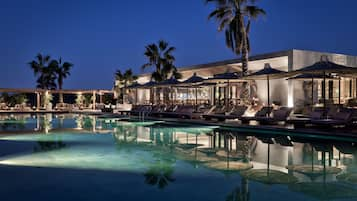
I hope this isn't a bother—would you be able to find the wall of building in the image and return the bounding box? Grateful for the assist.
[129,49,357,107]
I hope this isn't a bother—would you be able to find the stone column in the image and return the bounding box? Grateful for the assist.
[92,91,96,110]
[99,93,103,104]
[36,92,40,111]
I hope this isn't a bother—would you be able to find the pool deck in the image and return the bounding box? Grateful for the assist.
[0,110,103,115]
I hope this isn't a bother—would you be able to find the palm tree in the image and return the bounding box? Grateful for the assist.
[28,53,57,89]
[115,69,138,103]
[144,166,176,189]
[50,58,73,103]
[206,0,265,75]
[37,65,57,90]
[142,40,181,82]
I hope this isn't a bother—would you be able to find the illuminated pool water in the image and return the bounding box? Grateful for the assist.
[0,114,357,201]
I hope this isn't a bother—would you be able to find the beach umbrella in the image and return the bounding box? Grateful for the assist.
[244,63,286,107]
[206,72,244,108]
[287,57,357,110]
[155,77,181,105]
[156,77,181,86]
[209,72,243,81]
[287,74,338,106]
[179,73,206,107]
[288,59,357,76]
[181,73,206,85]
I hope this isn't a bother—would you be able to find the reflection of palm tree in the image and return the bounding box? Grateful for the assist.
[82,117,94,129]
[144,164,176,189]
[113,125,138,145]
[226,179,250,201]
[144,127,177,189]
[34,138,66,152]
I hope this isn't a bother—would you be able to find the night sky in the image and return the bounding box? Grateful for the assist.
[1,0,357,89]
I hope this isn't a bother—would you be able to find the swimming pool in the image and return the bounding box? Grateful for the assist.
[0,114,356,201]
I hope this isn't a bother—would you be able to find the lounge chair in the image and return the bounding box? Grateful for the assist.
[239,106,273,124]
[157,105,179,118]
[129,105,152,116]
[170,105,214,119]
[201,105,248,121]
[148,105,166,117]
[287,108,325,127]
[310,109,354,127]
[274,136,294,146]
[202,105,226,120]
[168,105,196,119]
[255,107,293,125]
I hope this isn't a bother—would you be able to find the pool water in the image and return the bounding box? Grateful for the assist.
[0,114,357,201]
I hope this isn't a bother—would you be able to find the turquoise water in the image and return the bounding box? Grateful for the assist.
[0,114,357,201]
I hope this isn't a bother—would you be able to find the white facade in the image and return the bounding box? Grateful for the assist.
[131,49,357,107]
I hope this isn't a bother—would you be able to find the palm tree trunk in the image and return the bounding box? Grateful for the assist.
[241,49,249,75]
[240,15,249,76]
[240,15,250,101]
[58,76,64,103]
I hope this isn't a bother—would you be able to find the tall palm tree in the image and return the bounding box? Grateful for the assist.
[115,69,138,103]
[28,54,57,89]
[50,58,73,103]
[36,67,57,90]
[142,40,181,82]
[206,0,265,75]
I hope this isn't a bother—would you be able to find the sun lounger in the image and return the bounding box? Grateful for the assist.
[239,106,273,124]
[129,105,152,116]
[183,105,213,119]
[274,136,294,146]
[202,105,227,120]
[156,105,180,118]
[287,109,325,127]
[255,107,293,125]
[311,109,354,127]
[171,105,214,119]
[201,105,248,121]
[148,105,166,117]
[165,105,196,118]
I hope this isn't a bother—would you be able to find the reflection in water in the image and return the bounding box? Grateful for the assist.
[1,115,357,200]
[226,179,249,201]
[144,152,176,190]
[34,140,66,152]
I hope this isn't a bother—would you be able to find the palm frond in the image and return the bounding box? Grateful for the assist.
[245,6,266,19]
[158,40,168,51]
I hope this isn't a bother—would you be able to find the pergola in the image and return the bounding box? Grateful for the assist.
[0,88,114,110]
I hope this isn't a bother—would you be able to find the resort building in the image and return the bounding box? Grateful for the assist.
[123,49,357,109]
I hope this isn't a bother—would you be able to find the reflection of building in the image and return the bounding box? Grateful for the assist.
[126,49,357,108]
[113,124,355,177]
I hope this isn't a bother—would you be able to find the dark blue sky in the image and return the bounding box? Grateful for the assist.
[1,0,357,89]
